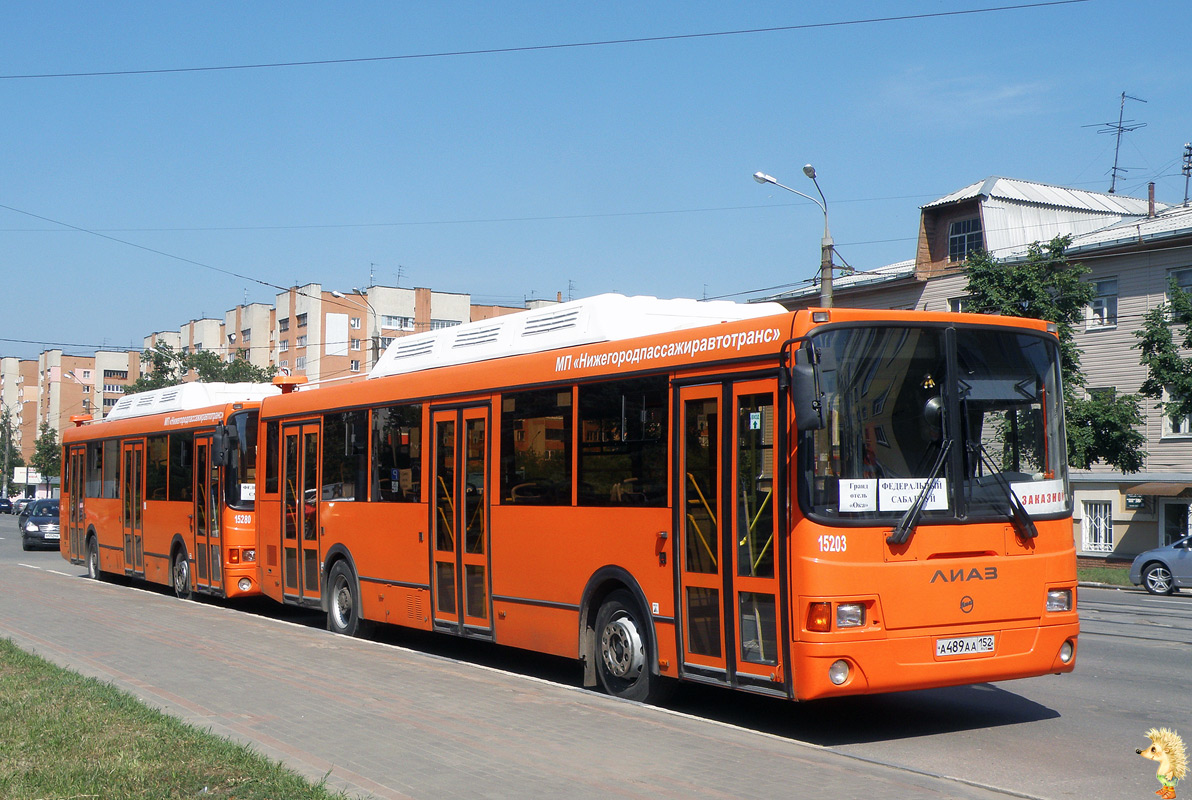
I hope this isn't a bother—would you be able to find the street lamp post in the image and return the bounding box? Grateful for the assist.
[331,289,382,369]
[753,165,835,307]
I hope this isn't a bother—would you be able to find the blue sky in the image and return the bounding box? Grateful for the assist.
[2,1,1187,360]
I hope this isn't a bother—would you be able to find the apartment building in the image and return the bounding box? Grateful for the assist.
[767,176,1192,561]
[274,284,479,380]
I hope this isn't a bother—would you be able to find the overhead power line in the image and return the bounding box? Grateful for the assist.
[0,2,1090,80]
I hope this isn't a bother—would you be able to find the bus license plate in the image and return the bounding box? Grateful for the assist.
[936,635,995,657]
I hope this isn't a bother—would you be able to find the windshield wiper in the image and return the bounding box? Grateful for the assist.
[887,438,952,546]
[972,443,1039,540]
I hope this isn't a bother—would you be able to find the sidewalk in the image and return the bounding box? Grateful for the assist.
[0,561,1036,799]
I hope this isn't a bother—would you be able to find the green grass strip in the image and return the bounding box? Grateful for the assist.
[1077,565,1133,587]
[0,638,349,799]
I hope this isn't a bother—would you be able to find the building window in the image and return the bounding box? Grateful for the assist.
[1086,279,1118,329]
[102,384,125,394]
[1172,268,1192,294]
[350,360,361,372]
[381,315,415,331]
[948,296,969,313]
[430,319,461,330]
[350,317,361,330]
[295,356,307,370]
[280,339,289,352]
[279,359,288,368]
[1082,501,1113,553]
[379,337,395,348]
[103,370,128,380]
[350,338,361,351]
[296,335,307,348]
[81,370,91,379]
[296,313,308,328]
[948,217,984,263]
[279,318,290,332]
[1161,387,1192,437]
[194,343,203,352]
[241,329,251,343]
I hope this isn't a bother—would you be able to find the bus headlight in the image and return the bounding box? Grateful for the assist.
[836,603,866,628]
[238,578,252,592]
[242,549,256,562]
[1046,589,1072,612]
[1060,640,1075,664]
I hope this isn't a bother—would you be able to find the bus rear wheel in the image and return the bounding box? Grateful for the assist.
[172,549,192,600]
[594,590,671,704]
[327,561,371,638]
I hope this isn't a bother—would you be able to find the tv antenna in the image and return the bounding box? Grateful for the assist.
[1182,143,1192,206]
[1085,91,1147,194]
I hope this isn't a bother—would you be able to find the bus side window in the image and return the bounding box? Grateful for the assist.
[146,436,168,500]
[371,404,422,503]
[102,440,119,499]
[500,388,573,506]
[86,442,103,498]
[169,432,194,502]
[323,410,368,501]
[264,420,279,495]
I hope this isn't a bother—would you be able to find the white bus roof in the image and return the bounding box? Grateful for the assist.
[370,293,788,379]
[104,382,280,421]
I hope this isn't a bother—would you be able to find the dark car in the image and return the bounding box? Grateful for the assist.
[13,497,32,515]
[1129,535,1192,595]
[0,497,11,514]
[19,499,60,551]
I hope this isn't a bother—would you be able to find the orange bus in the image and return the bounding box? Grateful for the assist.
[62,382,278,600]
[241,294,1077,702]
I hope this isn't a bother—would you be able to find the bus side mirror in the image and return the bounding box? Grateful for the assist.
[211,424,238,467]
[792,346,825,431]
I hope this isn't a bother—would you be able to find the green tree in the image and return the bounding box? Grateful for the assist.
[126,343,276,395]
[125,341,189,394]
[964,235,1145,472]
[30,422,60,479]
[1135,276,1192,429]
[1,406,24,497]
[188,349,277,384]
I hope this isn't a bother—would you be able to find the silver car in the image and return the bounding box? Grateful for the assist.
[1130,535,1192,595]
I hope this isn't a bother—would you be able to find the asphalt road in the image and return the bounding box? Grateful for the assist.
[1,511,1185,799]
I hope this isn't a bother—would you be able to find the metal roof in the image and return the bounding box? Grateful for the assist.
[1065,203,1192,254]
[922,176,1155,216]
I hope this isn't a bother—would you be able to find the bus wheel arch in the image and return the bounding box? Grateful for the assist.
[169,535,192,600]
[323,546,372,638]
[579,567,669,702]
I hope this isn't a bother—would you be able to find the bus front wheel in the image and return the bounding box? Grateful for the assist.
[327,561,371,638]
[594,590,671,704]
[172,549,192,600]
[86,538,101,581]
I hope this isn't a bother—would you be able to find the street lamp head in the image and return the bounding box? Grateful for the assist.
[330,290,346,299]
[802,164,817,180]
[753,171,776,185]
[352,287,365,296]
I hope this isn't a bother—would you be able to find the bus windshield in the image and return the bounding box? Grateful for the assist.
[225,410,260,510]
[801,324,1069,524]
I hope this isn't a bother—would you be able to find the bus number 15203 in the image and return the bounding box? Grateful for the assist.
[818,534,847,553]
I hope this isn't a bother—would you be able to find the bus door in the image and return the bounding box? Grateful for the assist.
[121,440,145,576]
[282,422,322,605]
[193,437,223,594]
[67,444,87,561]
[430,405,492,638]
[677,378,785,695]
